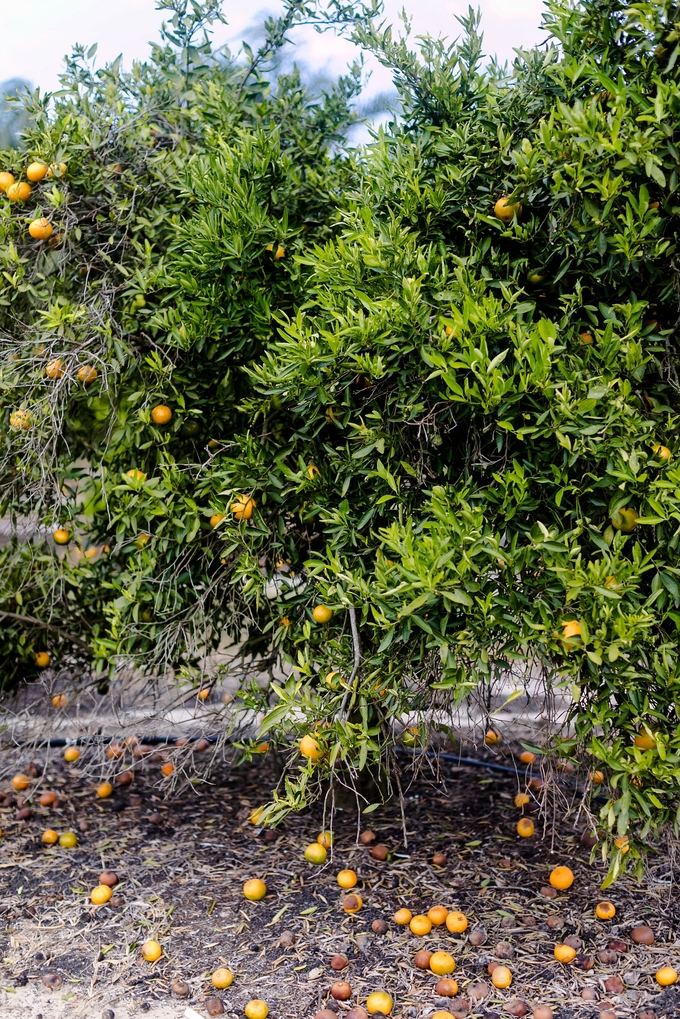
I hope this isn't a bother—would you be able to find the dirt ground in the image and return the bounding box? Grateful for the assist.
[0,744,678,1019]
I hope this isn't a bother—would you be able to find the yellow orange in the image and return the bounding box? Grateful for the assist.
[58,832,78,848]
[514,793,530,808]
[485,729,501,745]
[210,513,225,528]
[337,869,357,889]
[36,652,52,668]
[655,967,678,986]
[126,468,146,482]
[652,443,672,460]
[245,1001,269,1019]
[317,830,333,848]
[42,829,59,844]
[304,843,327,865]
[517,818,535,838]
[141,940,162,962]
[0,171,15,192]
[491,966,512,988]
[212,967,234,989]
[554,944,576,963]
[299,734,323,761]
[519,750,536,764]
[243,879,267,901]
[312,604,333,623]
[91,884,113,905]
[445,911,468,933]
[561,620,581,639]
[161,762,174,776]
[77,365,98,385]
[409,914,432,936]
[12,773,30,791]
[427,905,449,926]
[150,404,172,425]
[393,907,412,925]
[549,866,574,890]
[429,952,456,975]
[10,409,31,430]
[595,901,616,920]
[96,782,114,798]
[611,507,638,533]
[26,162,48,182]
[46,359,65,379]
[231,494,256,521]
[7,181,32,202]
[28,218,53,240]
[64,747,80,763]
[366,992,392,1015]
[634,730,657,750]
[53,527,70,544]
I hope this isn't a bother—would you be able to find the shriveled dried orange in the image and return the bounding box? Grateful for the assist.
[409,914,432,936]
[337,869,358,889]
[91,884,113,905]
[343,893,363,914]
[243,879,267,901]
[491,966,512,988]
[434,979,458,997]
[428,905,448,926]
[549,866,574,890]
[554,944,577,963]
[445,910,468,934]
[393,907,412,925]
[595,901,616,920]
[516,818,535,838]
[429,952,456,976]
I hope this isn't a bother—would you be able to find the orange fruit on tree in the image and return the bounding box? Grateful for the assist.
[231,494,256,520]
[0,171,15,192]
[10,409,31,429]
[46,358,65,379]
[312,604,333,623]
[549,866,574,890]
[514,793,530,807]
[409,914,432,936]
[212,967,234,989]
[304,843,327,865]
[519,750,536,764]
[299,734,323,761]
[429,952,456,975]
[493,197,521,223]
[317,830,333,848]
[161,762,174,776]
[595,901,616,920]
[615,835,630,853]
[516,818,535,838]
[150,404,172,425]
[91,884,113,905]
[652,443,672,460]
[141,940,162,962]
[445,910,468,933]
[307,464,320,478]
[485,729,501,745]
[634,730,657,750]
[427,905,449,926]
[97,782,114,798]
[611,507,638,532]
[52,694,68,708]
[343,893,363,914]
[245,1000,269,1019]
[64,747,80,763]
[47,162,68,177]
[58,832,77,848]
[126,468,146,482]
[53,527,70,544]
[12,773,30,791]
[243,878,267,901]
[42,829,59,844]
[77,365,98,385]
[28,217,53,240]
[655,966,678,986]
[591,770,604,785]
[393,907,412,925]
[491,966,512,989]
[366,992,393,1015]
[561,620,581,639]
[579,332,593,344]
[7,181,32,202]
[26,161,48,182]
[35,652,51,668]
[337,869,357,889]
[197,688,210,701]
[553,944,576,963]
[210,513,225,528]
[249,807,265,825]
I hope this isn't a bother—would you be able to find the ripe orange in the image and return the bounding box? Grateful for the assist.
[516,818,535,838]
[126,468,146,482]
[591,770,604,785]
[64,747,80,763]
[491,966,513,989]
[655,966,678,986]
[485,729,501,745]
[366,992,392,1015]
[432,1010,457,1019]
[141,940,162,962]
[561,620,581,639]
[317,830,333,848]
[231,494,256,520]
[634,730,657,750]
[52,694,68,709]
[97,782,114,798]
[243,879,267,901]
[197,688,210,701]
[0,171,15,192]
[53,527,71,545]
[107,742,124,759]
[245,1000,269,1019]
[429,952,456,975]
[337,870,357,889]
[519,750,536,764]
[652,443,672,460]
[26,162,48,182]
[212,967,234,989]
[304,843,327,865]
[28,218,53,240]
[46,358,65,379]
[308,465,320,479]
[553,944,576,963]
[39,791,58,806]
[615,835,630,853]
[312,604,333,623]
[445,910,468,933]
[161,762,174,776]
[393,907,412,925]
[299,735,323,761]
[210,513,225,528]
[7,181,32,202]
[611,507,638,533]
[343,893,363,914]
[58,832,77,848]
[579,331,594,345]
[12,773,30,791]
[35,652,52,669]
[549,866,574,890]
[494,197,521,223]
[514,793,530,807]
[77,365,98,385]
[595,901,616,920]
[409,914,432,936]
[427,905,449,926]
[151,404,172,425]
[10,409,31,430]
[91,884,113,905]
[274,245,285,260]
[42,829,59,844]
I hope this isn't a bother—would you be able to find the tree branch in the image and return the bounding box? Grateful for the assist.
[0,611,92,652]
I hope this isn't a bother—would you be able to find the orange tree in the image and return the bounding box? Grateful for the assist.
[2,0,680,880]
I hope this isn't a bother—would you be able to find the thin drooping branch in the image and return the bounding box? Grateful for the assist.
[0,611,92,652]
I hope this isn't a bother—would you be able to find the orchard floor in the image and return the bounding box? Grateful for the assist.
[0,748,678,1019]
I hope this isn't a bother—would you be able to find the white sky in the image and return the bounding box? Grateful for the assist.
[1,1,548,98]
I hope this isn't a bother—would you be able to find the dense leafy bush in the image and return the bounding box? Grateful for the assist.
[1,0,679,880]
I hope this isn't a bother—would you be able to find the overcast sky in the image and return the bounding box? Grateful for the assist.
[2,1,548,97]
